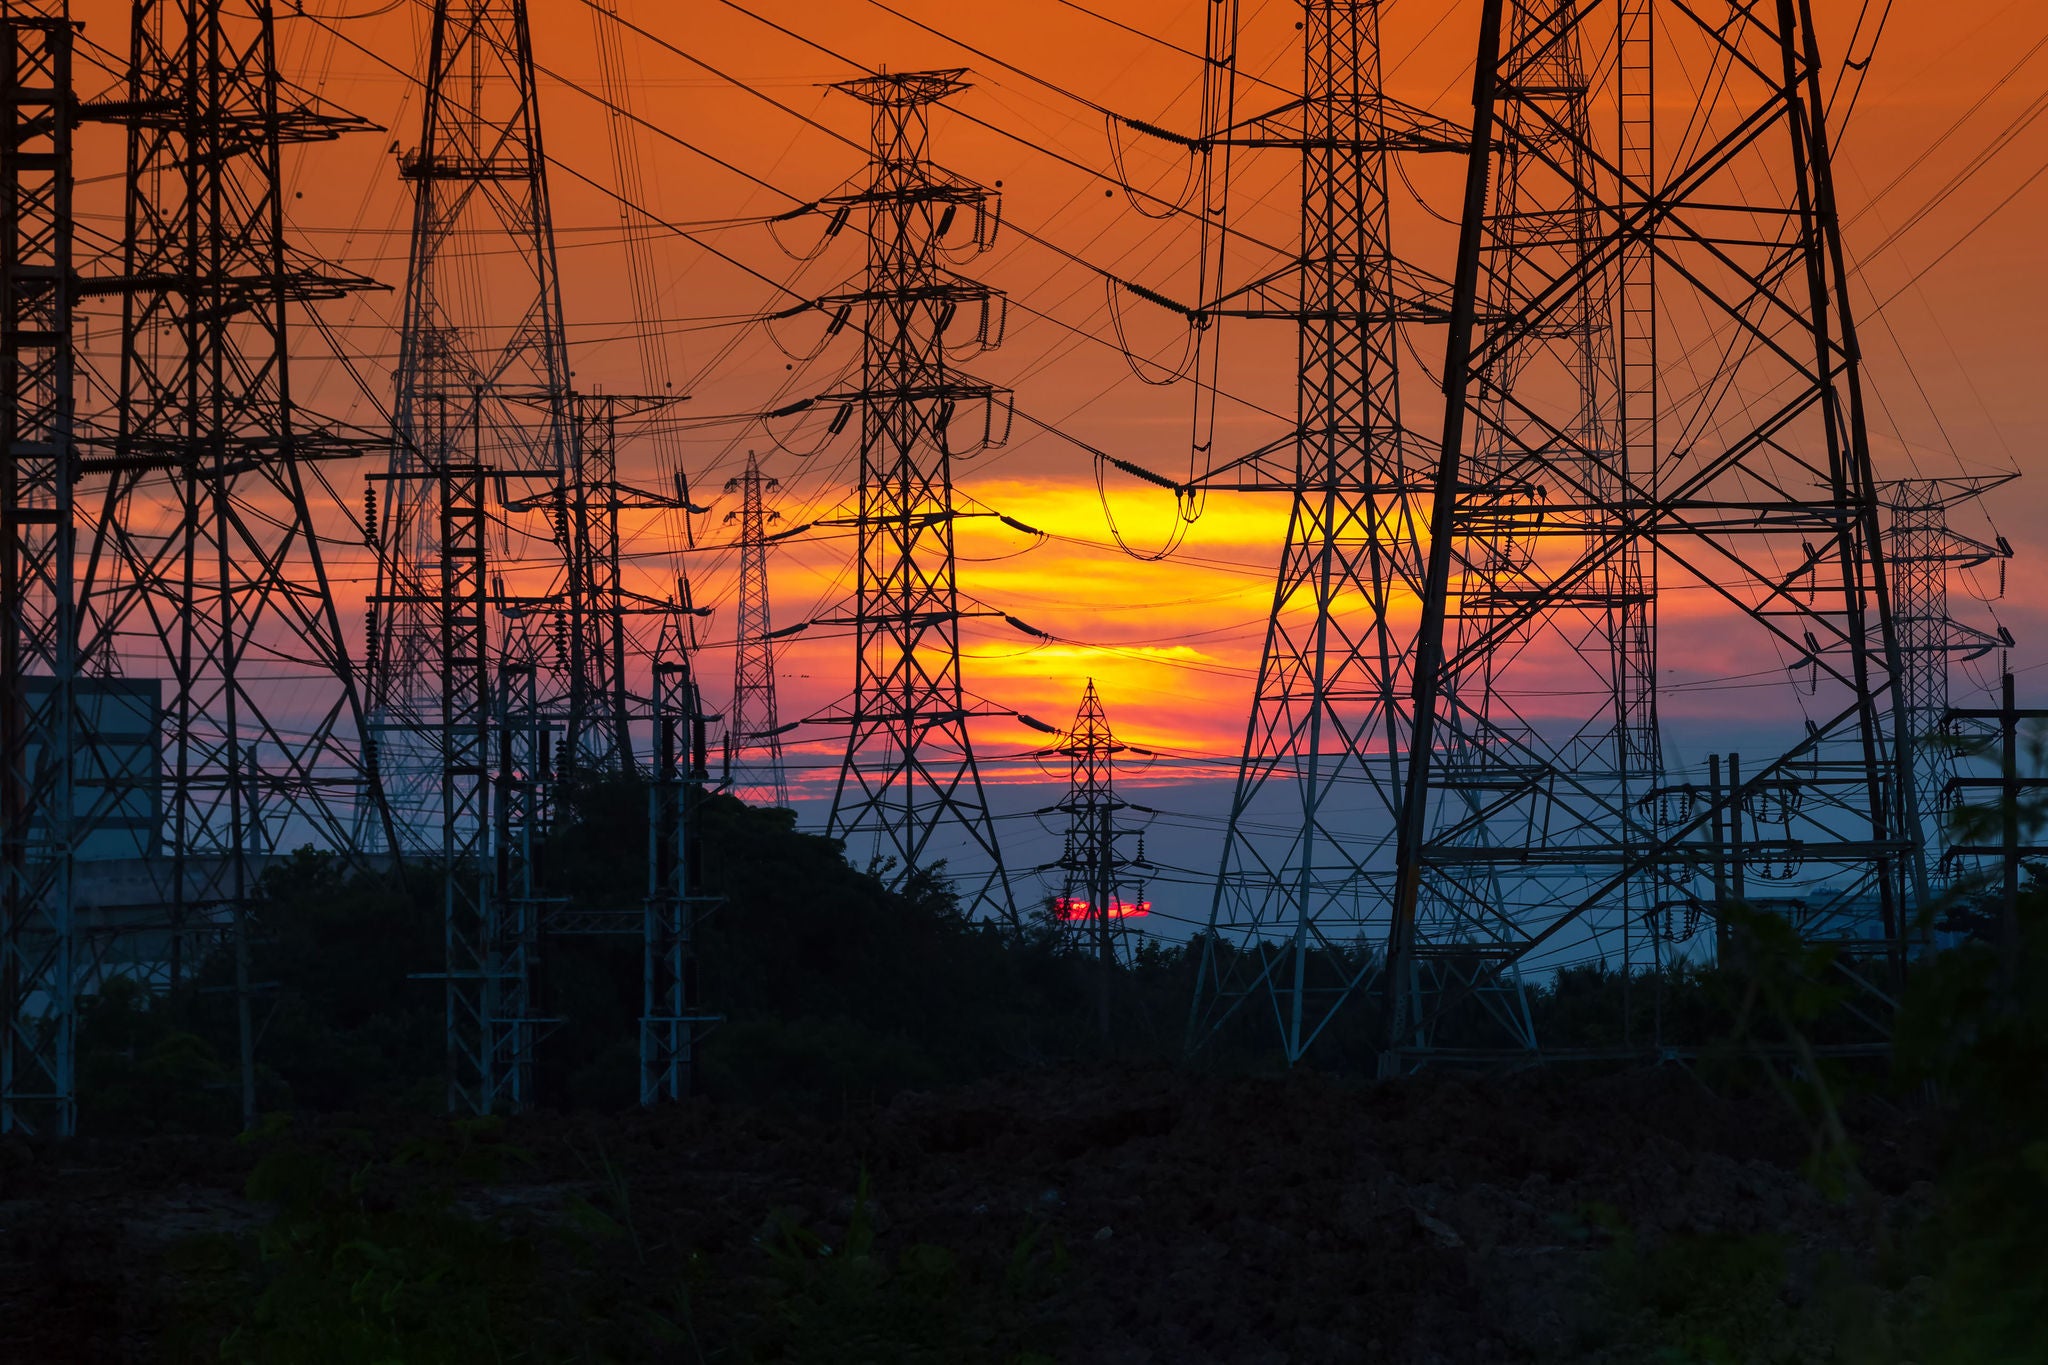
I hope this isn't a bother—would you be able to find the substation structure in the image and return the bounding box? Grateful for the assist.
[2,4,75,1135]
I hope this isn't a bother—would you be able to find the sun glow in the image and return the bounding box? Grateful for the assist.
[1053,897,1152,921]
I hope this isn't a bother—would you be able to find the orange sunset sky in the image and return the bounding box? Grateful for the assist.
[58,0,2048,816]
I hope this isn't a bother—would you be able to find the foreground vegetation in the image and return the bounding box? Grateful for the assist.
[26,779,2048,1362]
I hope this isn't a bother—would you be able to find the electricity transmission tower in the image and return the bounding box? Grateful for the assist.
[1395,0,1664,1055]
[1184,3,1461,1061]
[586,0,697,673]
[2,3,78,1136]
[1881,477,2013,872]
[1391,0,1919,1059]
[552,391,686,780]
[1053,680,1148,1039]
[725,451,787,807]
[84,0,382,1116]
[372,0,573,1114]
[369,0,572,845]
[819,71,1016,924]
[641,647,718,1104]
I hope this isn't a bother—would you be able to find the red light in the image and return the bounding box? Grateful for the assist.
[1054,897,1150,921]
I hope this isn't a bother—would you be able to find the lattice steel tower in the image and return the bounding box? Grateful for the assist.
[2,2,78,1135]
[725,451,786,807]
[372,0,572,1114]
[1186,3,1457,1060]
[1392,0,1665,1056]
[1391,0,1918,1058]
[820,71,1015,923]
[1053,680,1147,1038]
[641,642,718,1104]
[85,0,382,990]
[1881,477,2011,870]
[554,391,682,779]
[369,0,572,845]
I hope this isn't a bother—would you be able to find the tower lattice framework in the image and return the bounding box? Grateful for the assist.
[85,0,383,984]
[1398,0,1665,1056]
[725,450,786,807]
[553,391,683,782]
[369,0,575,848]
[1053,680,1147,1038]
[1880,477,2012,876]
[1391,0,1919,1057]
[820,71,1015,924]
[641,644,718,1104]
[372,0,575,1114]
[2,2,78,1135]
[1186,2,1459,1061]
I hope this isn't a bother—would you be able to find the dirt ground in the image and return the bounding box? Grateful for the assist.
[0,1063,1938,1363]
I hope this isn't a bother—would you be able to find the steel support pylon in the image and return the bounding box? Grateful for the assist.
[1391,0,1919,1060]
[1394,0,1664,1058]
[368,0,574,856]
[1187,3,1442,1061]
[85,0,383,990]
[641,648,716,1104]
[372,0,579,1113]
[1053,681,1148,1040]
[555,392,663,781]
[1880,477,2012,880]
[725,451,787,807]
[820,71,1016,924]
[2,2,77,1136]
